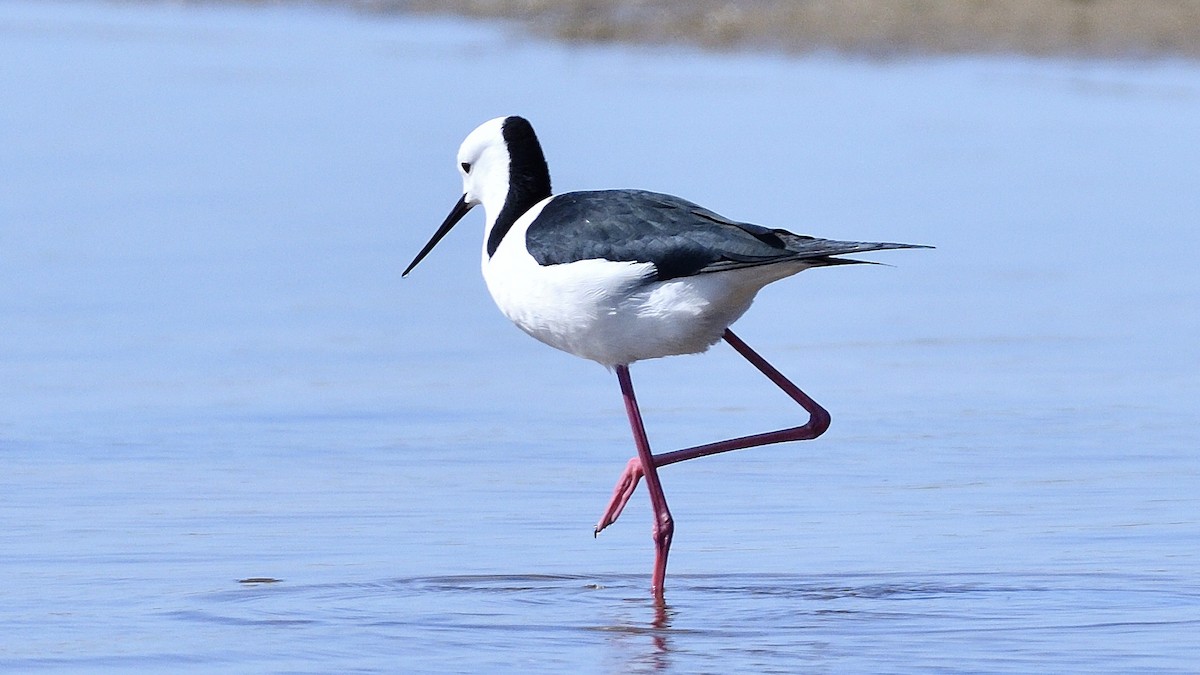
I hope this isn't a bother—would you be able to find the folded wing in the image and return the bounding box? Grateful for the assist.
[525,189,929,281]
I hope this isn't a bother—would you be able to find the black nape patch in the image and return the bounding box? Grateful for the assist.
[487,116,553,258]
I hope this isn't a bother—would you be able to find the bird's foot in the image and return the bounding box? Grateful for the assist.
[594,457,643,536]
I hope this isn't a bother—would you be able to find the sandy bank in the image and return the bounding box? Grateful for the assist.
[356,0,1200,58]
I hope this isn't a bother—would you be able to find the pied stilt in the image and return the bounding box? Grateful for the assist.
[404,116,928,604]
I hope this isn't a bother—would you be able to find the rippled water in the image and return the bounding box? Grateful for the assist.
[2,1,1198,672]
[10,568,1198,671]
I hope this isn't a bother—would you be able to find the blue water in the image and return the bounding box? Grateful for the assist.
[2,2,1198,672]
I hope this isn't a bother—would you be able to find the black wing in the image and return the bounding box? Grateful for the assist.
[525,190,927,281]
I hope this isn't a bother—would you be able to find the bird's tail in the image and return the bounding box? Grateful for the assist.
[775,232,933,265]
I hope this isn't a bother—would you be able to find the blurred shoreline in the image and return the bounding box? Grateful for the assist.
[349,0,1200,59]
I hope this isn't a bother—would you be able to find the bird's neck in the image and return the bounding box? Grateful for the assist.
[486,167,551,258]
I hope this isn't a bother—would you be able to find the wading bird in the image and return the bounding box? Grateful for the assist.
[404,116,927,604]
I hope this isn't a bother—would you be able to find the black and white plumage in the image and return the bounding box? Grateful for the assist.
[405,115,925,367]
[526,189,913,279]
[404,115,928,603]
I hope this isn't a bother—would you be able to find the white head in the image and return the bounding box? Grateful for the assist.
[404,116,552,276]
[456,116,511,221]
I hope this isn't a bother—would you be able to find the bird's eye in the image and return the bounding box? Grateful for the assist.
[461,162,472,173]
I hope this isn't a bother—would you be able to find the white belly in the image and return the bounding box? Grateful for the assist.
[482,214,806,366]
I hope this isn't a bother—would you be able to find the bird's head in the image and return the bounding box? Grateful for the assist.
[404,116,551,276]
[456,116,511,216]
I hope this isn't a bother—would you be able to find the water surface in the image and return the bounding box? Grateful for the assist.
[1,2,1198,672]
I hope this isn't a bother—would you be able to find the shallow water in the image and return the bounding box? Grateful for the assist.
[2,2,1198,672]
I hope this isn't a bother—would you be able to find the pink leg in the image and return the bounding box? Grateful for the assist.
[595,329,830,537]
[594,457,642,537]
[614,364,674,605]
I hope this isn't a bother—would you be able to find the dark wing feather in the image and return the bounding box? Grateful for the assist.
[526,190,929,281]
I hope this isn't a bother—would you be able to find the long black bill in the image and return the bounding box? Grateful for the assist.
[402,195,475,277]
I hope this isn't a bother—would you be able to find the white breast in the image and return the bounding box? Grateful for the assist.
[481,200,806,367]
